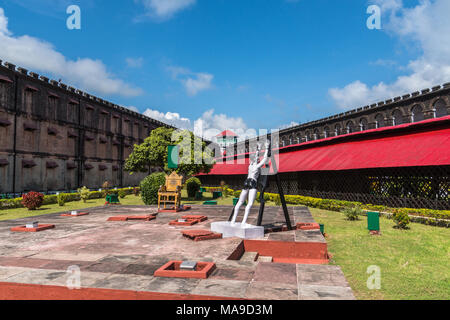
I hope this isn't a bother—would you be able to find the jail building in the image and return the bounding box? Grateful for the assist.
[200,84,450,210]
[0,61,171,195]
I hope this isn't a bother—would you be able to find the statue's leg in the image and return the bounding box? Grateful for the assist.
[231,189,248,224]
[242,188,257,225]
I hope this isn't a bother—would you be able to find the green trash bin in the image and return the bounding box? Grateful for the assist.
[107,193,120,204]
[233,198,246,206]
[367,212,380,231]
[319,224,325,235]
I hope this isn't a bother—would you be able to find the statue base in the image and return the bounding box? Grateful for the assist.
[211,221,264,239]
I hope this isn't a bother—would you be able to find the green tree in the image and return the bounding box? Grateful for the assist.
[124,127,214,176]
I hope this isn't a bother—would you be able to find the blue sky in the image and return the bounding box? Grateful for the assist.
[0,0,448,140]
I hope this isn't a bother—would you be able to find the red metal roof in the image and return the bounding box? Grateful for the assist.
[202,116,450,175]
[216,130,238,137]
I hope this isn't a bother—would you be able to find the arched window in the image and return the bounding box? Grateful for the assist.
[346,121,354,134]
[305,131,311,142]
[334,124,341,136]
[375,114,384,128]
[392,109,403,126]
[359,118,369,131]
[324,126,330,138]
[411,105,424,122]
[434,99,447,118]
[313,129,320,140]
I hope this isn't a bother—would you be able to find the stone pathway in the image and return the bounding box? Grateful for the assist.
[0,205,355,300]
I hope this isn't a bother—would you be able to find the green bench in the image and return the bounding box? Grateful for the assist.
[203,200,217,205]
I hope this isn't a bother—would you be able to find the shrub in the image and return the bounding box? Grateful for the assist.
[393,210,411,229]
[0,198,23,209]
[140,173,166,205]
[77,186,90,203]
[88,191,103,200]
[118,190,127,199]
[273,194,281,206]
[57,193,66,206]
[133,187,140,196]
[186,177,202,198]
[233,190,242,198]
[21,192,44,210]
[343,206,362,221]
[255,192,271,203]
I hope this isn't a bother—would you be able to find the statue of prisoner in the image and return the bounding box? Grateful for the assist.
[231,140,270,225]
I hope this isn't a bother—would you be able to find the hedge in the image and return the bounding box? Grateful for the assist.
[200,186,450,225]
[0,187,139,211]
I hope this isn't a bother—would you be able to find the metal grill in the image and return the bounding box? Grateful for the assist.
[199,165,450,210]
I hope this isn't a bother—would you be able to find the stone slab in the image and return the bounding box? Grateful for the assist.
[246,280,298,300]
[299,284,355,300]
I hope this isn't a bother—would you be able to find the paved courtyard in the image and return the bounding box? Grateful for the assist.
[0,205,355,300]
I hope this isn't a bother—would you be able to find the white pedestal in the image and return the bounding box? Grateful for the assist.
[211,221,264,239]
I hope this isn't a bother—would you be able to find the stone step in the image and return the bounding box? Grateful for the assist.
[240,252,259,262]
[257,256,273,263]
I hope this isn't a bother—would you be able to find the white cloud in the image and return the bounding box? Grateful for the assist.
[143,108,192,129]
[0,8,142,97]
[278,121,300,130]
[193,109,256,141]
[0,8,10,36]
[125,105,140,113]
[140,0,196,20]
[126,57,144,68]
[167,65,214,96]
[141,107,253,141]
[329,0,450,109]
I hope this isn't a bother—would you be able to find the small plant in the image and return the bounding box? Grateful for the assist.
[57,193,66,206]
[118,190,127,199]
[393,210,411,229]
[186,177,202,198]
[21,192,44,210]
[77,186,90,203]
[343,206,362,221]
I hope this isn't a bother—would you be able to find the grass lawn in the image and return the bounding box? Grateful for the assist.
[1,191,448,300]
[0,190,238,221]
[0,195,146,221]
[311,207,450,300]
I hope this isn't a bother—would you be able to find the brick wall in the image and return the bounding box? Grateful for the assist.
[0,61,170,194]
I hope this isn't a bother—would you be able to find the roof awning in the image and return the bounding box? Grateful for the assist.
[0,75,13,83]
[203,117,450,175]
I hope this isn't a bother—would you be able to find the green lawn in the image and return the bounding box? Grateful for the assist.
[311,207,450,300]
[1,192,448,300]
[0,190,235,221]
[0,195,146,221]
